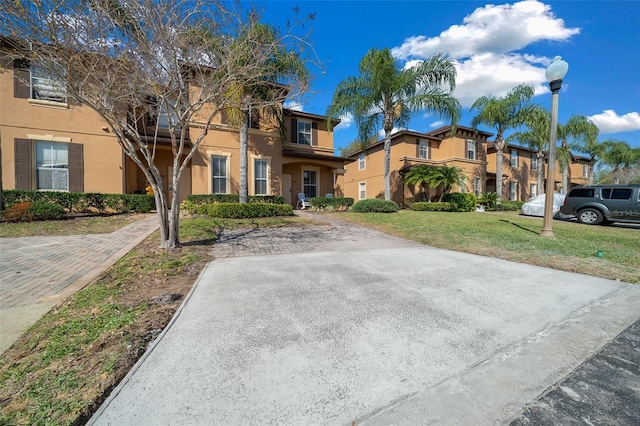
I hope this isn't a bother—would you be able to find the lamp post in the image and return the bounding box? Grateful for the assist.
[541,56,568,237]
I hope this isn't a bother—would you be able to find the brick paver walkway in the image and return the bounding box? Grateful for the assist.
[0,215,159,353]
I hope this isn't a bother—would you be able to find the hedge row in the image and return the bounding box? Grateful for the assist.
[186,194,286,205]
[442,193,477,212]
[3,201,67,222]
[309,196,354,211]
[492,201,524,211]
[181,201,293,218]
[3,190,155,213]
[412,202,455,212]
[351,199,399,213]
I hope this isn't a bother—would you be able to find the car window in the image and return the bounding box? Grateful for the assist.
[568,188,594,198]
[601,188,612,199]
[610,188,632,200]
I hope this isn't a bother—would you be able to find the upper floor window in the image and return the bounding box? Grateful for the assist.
[358,153,366,170]
[36,141,68,191]
[419,140,429,159]
[157,98,181,130]
[531,154,538,170]
[510,149,518,167]
[466,140,476,160]
[297,120,312,145]
[31,62,67,103]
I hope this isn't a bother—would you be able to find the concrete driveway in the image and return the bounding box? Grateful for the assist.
[90,214,640,425]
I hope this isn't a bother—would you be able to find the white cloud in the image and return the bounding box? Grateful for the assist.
[334,112,354,131]
[588,110,640,134]
[391,0,579,60]
[430,120,445,128]
[284,101,303,111]
[453,53,549,107]
[378,127,404,137]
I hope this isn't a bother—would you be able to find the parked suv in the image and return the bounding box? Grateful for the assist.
[560,185,640,225]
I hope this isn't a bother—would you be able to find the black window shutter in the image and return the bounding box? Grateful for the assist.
[290,118,297,143]
[416,138,420,157]
[68,143,84,192]
[312,122,318,146]
[13,59,30,99]
[14,139,33,189]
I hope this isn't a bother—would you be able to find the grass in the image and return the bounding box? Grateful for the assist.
[0,213,148,238]
[0,214,312,426]
[330,210,640,283]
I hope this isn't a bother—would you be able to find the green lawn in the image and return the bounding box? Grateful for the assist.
[331,210,640,283]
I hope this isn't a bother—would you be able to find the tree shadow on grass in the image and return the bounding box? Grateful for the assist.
[498,219,539,235]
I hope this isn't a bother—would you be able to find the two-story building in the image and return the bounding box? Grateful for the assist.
[486,142,591,201]
[1,50,346,207]
[337,126,493,206]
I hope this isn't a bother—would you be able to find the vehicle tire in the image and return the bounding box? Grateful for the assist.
[577,208,603,225]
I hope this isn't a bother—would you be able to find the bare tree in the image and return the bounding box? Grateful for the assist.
[1,0,313,248]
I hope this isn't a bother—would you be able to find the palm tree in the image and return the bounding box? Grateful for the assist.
[226,22,308,203]
[507,105,548,194]
[557,116,600,191]
[470,84,535,201]
[600,139,635,184]
[430,165,467,201]
[404,165,436,201]
[569,117,601,185]
[327,48,460,200]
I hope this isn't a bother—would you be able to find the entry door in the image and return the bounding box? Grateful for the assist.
[283,174,292,206]
[303,170,317,198]
[168,166,191,205]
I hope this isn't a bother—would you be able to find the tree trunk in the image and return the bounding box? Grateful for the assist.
[537,151,544,195]
[239,109,249,204]
[383,129,392,201]
[0,132,4,212]
[167,165,182,248]
[588,160,595,185]
[561,167,568,194]
[495,137,505,201]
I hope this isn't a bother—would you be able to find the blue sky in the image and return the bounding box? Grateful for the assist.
[254,0,640,153]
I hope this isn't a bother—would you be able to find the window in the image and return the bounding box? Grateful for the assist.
[36,142,68,190]
[509,181,517,201]
[211,156,227,194]
[254,159,268,195]
[602,188,632,200]
[359,182,366,200]
[31,62,66,103]
[531,154,538,170]
[466,140,476,160]
[583,165,589,178]
[303,170,317,198]
[474,177,481,196]
[297,120,312,145]
[510,149,518,167]
[418,140,429,159]
[358,153,366,170]
[157,98,181,129]
[568,188,594,198]
[530,183,538,198]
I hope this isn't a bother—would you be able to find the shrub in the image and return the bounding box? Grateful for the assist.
[3,202,33,222]
[412,202,455,212]
[28,202,67,221]
[492,201,524,211]
[186,194,285,205]
[2,190,154,213]
[182,202,293,218]
[351,199,399,213]
[478,192,498,209]
[309,196,354,211]
[442,193,477,212]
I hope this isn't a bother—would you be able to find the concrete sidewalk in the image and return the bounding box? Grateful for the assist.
[0,215,159,354]
[90,213,640,425]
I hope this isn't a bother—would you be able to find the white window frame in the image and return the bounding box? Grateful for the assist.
[211,154,229,194]
[157,98,181,130]
[419,140,429,159]
[466,140,476,160]
[359,182,366,200]
[511,149,518,167]
[302,168,319,198]
[35,141,69,191]
[358,153,366,170]
[253,158,269,195]
[530,183,538,198]
[510,181,518,201]
[31,62,67,103]
[583,164,589,178]
[531,154,538,170]
[297,120,312,145]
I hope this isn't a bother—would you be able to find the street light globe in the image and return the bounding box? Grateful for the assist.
[545,56,569,82]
